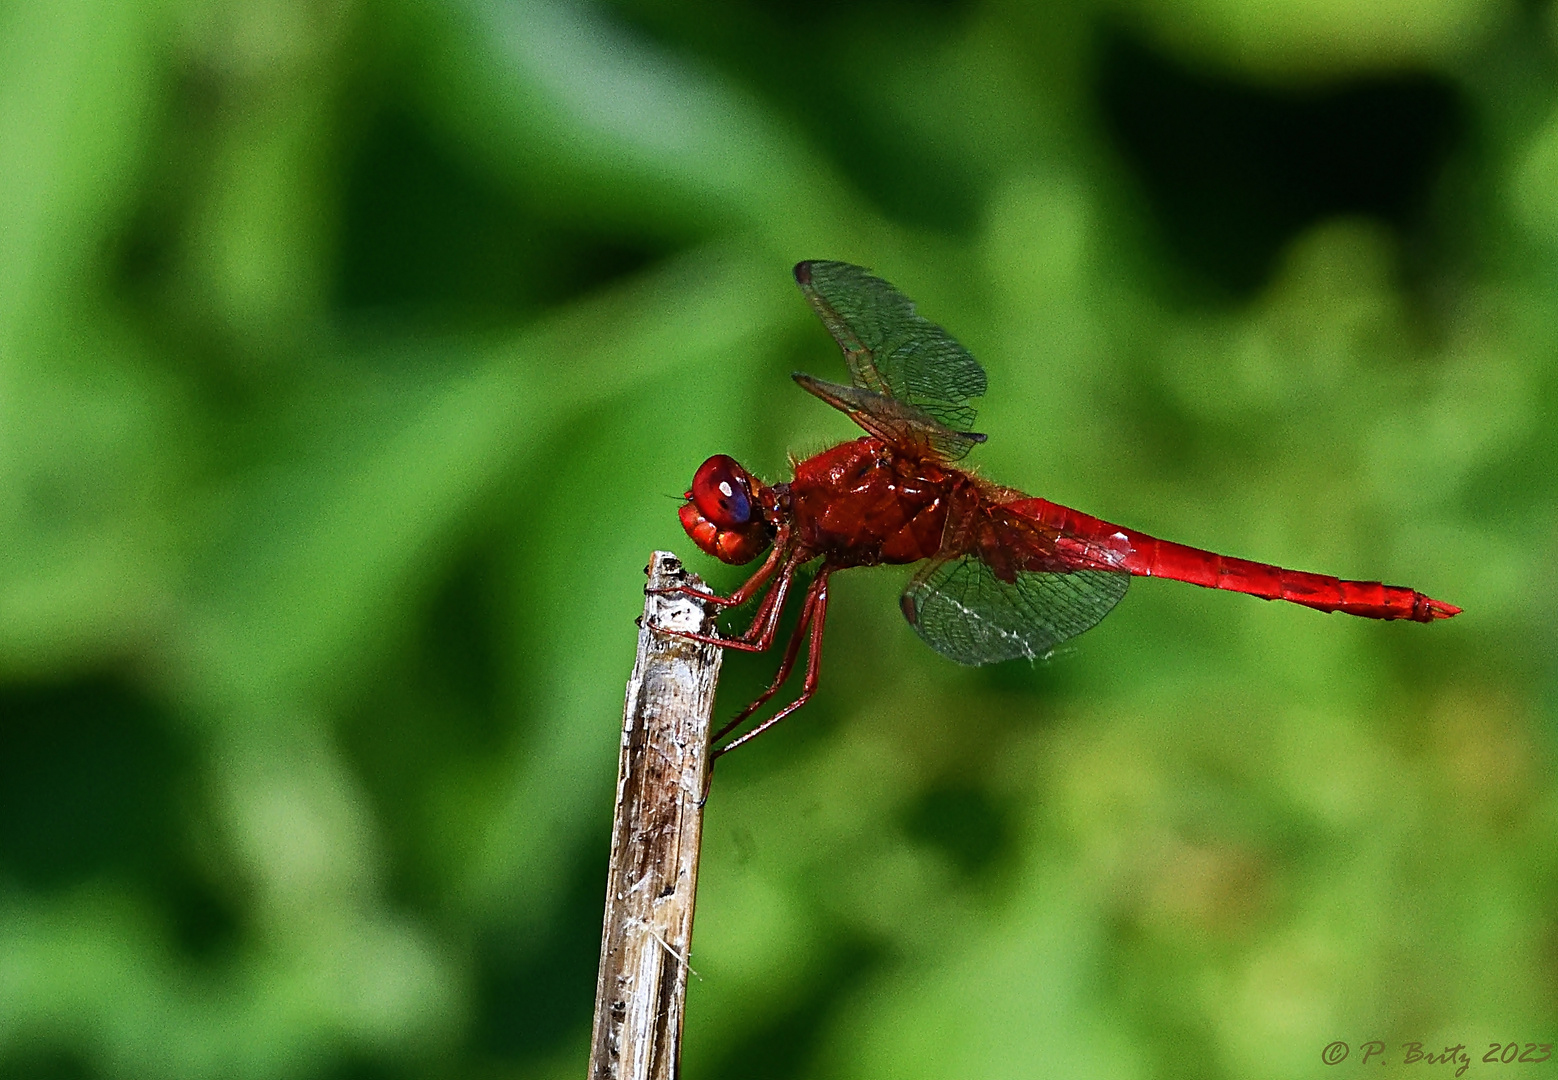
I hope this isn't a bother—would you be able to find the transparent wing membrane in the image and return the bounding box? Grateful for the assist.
[792,375,985,462]
[795,261,987,436]
[901,556,1130,666]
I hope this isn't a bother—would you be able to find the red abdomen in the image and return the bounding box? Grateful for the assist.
[1007,498,1460,622]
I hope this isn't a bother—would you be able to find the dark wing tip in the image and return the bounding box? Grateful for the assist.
[793,261,814,285]
[959,431,988,443]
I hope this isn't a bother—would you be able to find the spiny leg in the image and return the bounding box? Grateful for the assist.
[721,552,797,648]
[647,529,788,608]
[710,568,825,748]
[653,551,803,655]
[711,567,832,762]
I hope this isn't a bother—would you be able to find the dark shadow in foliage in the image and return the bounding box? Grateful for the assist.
[1095,28,1464,300]
[403,543,507,732]
[321,1052,420,1080]
[472,843,610,1064]
[0,678,240,959]
[335,107,666,327]
[604,0,982,234]
[902,780,1015,879]
[705,938,886,1080]
[108,67,220,317]
[340,543,618,1063]
[340,545,510,913]
[0,1046,97,1080]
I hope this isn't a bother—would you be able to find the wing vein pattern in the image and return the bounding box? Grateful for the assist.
[902,556,1130,665]
[796,261,986,437]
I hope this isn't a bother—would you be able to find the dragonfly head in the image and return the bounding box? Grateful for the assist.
[680,454,774,564]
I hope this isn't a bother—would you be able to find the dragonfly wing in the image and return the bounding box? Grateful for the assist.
[793,375,985,462]
[900,555,1130,666]
[794,261,987,436]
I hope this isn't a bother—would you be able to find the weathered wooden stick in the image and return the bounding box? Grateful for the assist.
[588,551,723,1080]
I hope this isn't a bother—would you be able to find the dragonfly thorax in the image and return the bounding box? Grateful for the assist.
[787,437,959,568]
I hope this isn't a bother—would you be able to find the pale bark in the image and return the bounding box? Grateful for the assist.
[587,551,722,1080]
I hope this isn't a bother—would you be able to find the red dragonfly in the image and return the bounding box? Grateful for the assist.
[660,261,1459,760]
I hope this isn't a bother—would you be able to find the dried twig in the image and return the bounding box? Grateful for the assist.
[587,551,722,1080]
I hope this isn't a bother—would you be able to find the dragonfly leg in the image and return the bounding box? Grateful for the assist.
[646,530,788,608]
[650,552,801,654]
[710,566,831,762]
[709,569,824,747]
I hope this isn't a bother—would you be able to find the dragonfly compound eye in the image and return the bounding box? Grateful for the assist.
[691,455,754,528]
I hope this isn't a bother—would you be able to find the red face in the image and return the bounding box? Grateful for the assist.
[680,455,772,565]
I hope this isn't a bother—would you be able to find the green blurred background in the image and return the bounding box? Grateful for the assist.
[1,0,1554,1076]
